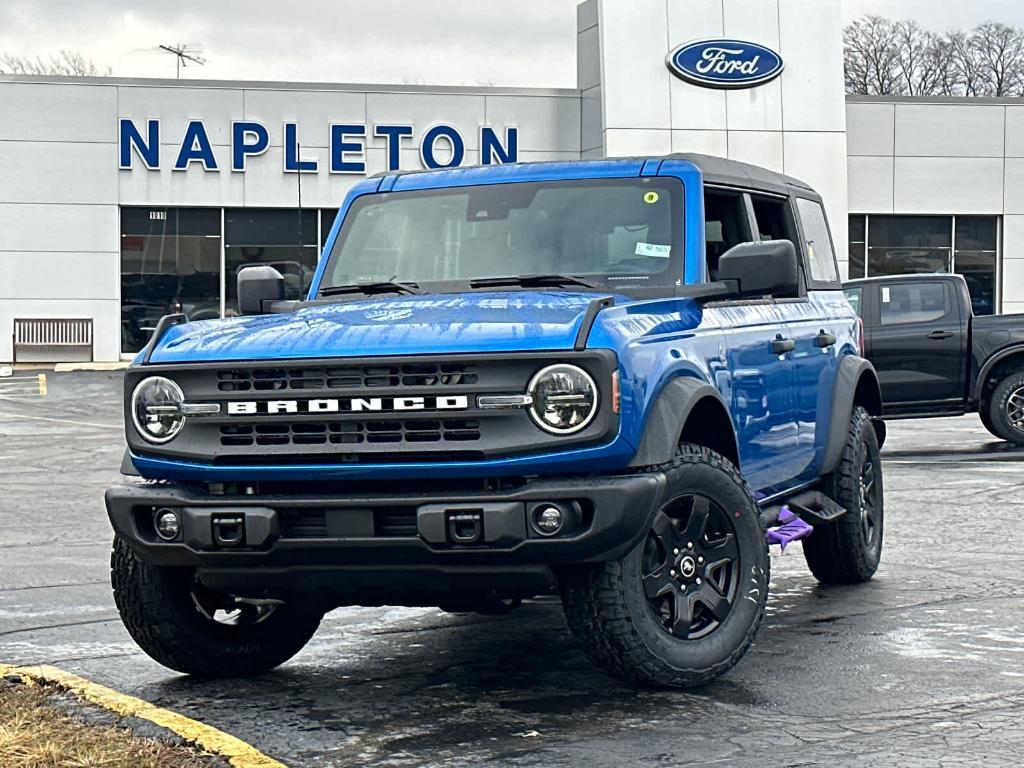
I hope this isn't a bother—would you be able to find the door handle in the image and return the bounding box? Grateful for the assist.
[815,331,836,348]
[771,336,796,355]
[927,330,953,340]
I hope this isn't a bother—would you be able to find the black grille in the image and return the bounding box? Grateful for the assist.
[126,352,618,464]
[216,363,478,392]
[219,419,481,447]
[374,508,418,537]
[280,509,329,538]
[278,507,418,538]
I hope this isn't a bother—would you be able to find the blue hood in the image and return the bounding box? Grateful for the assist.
[146,291,626,364]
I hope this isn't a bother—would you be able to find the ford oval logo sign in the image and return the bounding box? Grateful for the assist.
[666,39,784,90]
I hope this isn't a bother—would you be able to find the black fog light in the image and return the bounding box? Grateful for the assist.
[154,508,181,541]
[532,505,564,536]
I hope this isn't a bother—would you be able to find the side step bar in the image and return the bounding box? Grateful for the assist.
[760,490,847,551]
[759,490,846,528]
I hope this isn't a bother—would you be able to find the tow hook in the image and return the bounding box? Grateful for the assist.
[211,514,246,547]
[447,510,484,545]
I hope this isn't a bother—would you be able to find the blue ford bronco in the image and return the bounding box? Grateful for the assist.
[107,154,885,688]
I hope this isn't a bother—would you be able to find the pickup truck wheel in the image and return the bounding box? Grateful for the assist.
[986,372,1024,445]
[979,401,996,437]
[111,537,323,677]
[560,444,769,688]
[803,406,883,584]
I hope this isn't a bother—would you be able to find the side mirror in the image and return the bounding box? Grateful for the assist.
[237,265,285,315]
[718,239,799,298]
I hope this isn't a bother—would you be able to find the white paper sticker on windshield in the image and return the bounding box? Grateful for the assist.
[635,242,671,258]
[881,286,891,303]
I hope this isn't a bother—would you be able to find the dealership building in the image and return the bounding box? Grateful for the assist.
[0,0,1020,363]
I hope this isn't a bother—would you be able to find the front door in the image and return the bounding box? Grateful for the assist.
[867,279,965,408]
[717,302,799,496]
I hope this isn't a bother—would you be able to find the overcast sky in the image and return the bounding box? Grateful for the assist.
[2,1,1024,87]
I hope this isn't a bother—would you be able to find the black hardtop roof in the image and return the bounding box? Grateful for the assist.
[669,153,817,198]
[375,153,820,199]
[844,273,967,286]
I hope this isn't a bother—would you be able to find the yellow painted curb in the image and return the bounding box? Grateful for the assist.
[0,663,287,768]
[37,373,47,396]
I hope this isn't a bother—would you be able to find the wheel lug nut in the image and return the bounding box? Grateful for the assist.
[673,548,679,556]
[687,541,694,549]
[695,577,702,585]
[680,584,686,592]
[698,556,704,564]
[670,569,676,577]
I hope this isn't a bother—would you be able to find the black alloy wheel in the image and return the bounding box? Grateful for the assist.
[858,444,880,550]
[642,494,740,641]
[560,444,769,688]
[985,371,1024,446]
[802,405,884,584]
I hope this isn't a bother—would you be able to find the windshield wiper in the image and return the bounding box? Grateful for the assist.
[469,273,603,290]
[320,280,422,297]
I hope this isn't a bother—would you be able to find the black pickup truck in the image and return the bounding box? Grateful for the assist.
[844,274,1024,444]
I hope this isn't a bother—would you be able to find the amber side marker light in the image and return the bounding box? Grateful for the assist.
[612,371,620,414]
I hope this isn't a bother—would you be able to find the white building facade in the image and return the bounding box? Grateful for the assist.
[0,0,1017,362]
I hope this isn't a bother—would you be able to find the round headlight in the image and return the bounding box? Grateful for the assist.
[131,376,185,443]
[528,364,598,434]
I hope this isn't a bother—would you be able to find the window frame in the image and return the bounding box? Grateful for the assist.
[793,195,842,291]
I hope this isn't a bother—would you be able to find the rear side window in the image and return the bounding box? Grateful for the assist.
[796,198,839,283]
[844,287,863,316]
[879,281,949,325]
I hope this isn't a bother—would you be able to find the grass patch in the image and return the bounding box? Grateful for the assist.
[0,679,223,768]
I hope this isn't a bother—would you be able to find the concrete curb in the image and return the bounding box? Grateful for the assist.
[0,663,287,768]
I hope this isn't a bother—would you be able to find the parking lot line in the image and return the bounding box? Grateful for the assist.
[0,413,121,430]
[0,663,287,768]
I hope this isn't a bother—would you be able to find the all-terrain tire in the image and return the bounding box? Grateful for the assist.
[111,537,323,677]
[979,400,996,437]
[803,406,883,584]
[985,371,1024,445]
[560,444,769,688]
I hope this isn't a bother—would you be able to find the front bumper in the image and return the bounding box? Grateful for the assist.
[105,472,667,600]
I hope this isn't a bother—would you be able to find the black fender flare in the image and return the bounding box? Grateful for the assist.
[628,377,738,468]
[976,344,1024,402]
[821,355,884,475]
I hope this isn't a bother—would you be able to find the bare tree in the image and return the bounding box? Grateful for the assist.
[845,16,1024,97]
[844,15,901,95]
[971,22,1024,96]
[891,20,945,96]
[0,49,111,77]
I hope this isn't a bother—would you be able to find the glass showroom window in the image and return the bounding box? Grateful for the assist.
[225,209,319,307]
[120,208,222,354]
[321,209,340,247]
[847,214,1000,315]
[848,214,866,280]
[868,215,951,276]
[953,216,999,316]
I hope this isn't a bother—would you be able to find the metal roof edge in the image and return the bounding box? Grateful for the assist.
[0,73,580,98]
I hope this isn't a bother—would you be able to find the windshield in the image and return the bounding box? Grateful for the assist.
[318,177,683,294]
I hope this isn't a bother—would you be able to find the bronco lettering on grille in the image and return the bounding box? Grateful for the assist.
[226,395,470,416]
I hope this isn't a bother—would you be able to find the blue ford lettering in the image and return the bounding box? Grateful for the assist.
[667,39,784,89]
[105,154,885,688]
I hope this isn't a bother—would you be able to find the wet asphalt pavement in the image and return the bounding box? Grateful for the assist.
[3,371,1024,766]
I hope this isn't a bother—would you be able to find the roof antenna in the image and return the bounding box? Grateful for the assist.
[157,44,206,79]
